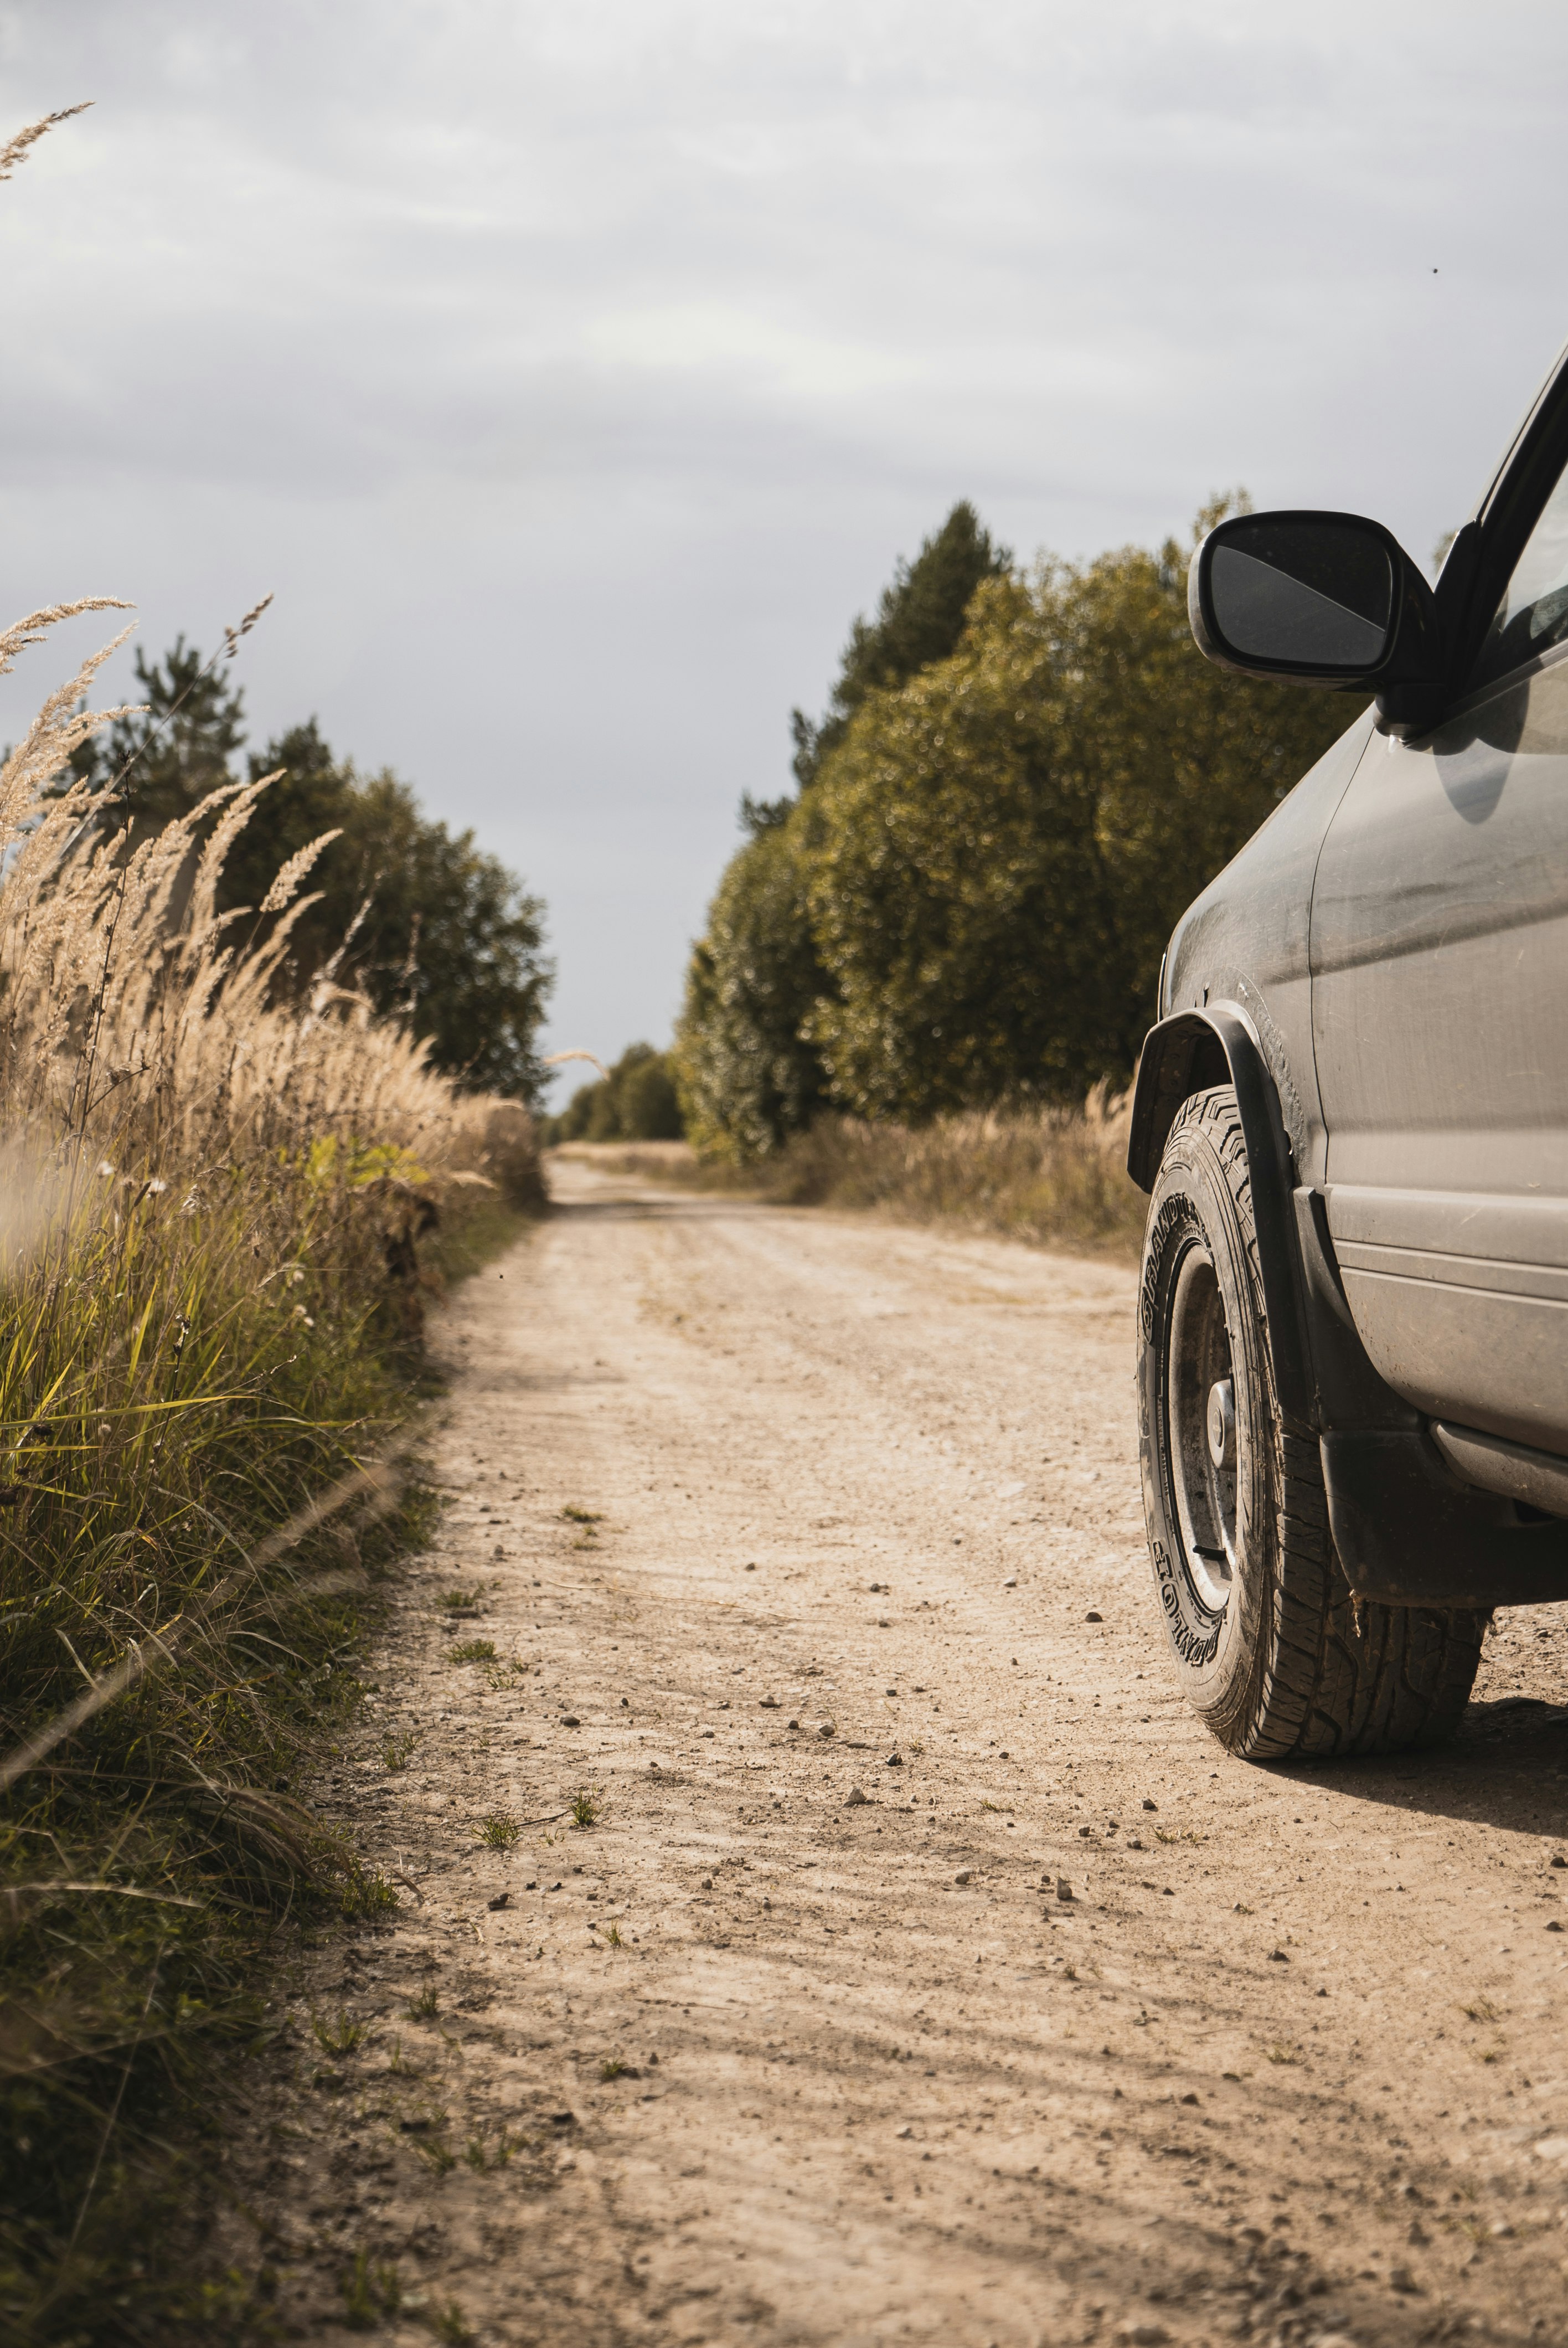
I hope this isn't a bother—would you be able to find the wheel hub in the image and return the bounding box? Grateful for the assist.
[1165,1244,1239,1612]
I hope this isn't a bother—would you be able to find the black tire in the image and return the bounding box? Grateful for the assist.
[1136,1084,1486,1759]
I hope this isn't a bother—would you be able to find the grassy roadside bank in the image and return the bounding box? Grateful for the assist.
[0,600,548,2342]
[551,1088,1145,1261]
[0,1152,543,2348]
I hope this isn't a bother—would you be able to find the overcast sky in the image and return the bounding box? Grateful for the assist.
[0,2,1564,1096]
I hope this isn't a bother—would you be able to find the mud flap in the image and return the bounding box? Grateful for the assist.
[1321,1429,1568,1608]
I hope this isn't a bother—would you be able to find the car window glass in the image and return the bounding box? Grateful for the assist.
[1475,454,1568,686]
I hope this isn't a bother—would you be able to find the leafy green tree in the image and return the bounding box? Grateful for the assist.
[684,501,1008,1158]
[548,1044,684,1144]
[804,577,1121,1116]
[674,813,829,1161]
[680,502,1352,1151]
[802,533,1349,1118]
[1047,524,1349,1063]
[618,1049,683,1139]
[326,770,551,1101]
[71,648,552,1101]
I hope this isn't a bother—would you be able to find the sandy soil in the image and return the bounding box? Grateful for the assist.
[223,1160,1568,2348]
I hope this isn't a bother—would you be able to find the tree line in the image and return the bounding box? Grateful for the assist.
[674,500,1349,1160]
[69,641,553,1100]
[544,1042,684,1144]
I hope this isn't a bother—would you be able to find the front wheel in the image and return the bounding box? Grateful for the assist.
[1136,1085,1485,1759]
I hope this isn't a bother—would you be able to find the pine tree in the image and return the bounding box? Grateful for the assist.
[73,638,247,826]
[790,501,1010,787]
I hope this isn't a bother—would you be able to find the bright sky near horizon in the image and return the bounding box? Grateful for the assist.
[0,2,1564,1096]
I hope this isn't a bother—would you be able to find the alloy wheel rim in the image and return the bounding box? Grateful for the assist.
[1165,1239,1239,1612]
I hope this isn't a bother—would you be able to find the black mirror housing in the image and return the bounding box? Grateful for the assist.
[1189,511,1447,735]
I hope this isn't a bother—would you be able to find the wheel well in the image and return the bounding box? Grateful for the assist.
[1127,1004,1314,1431]
[1126,1015,1231,1193]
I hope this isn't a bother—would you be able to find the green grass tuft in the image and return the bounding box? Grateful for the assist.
[340,2248,403,2329]
[312,2008,368,2057]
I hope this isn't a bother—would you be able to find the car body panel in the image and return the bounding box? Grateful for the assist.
[1311,646,1568,1450]
[1162,704,1378,1186]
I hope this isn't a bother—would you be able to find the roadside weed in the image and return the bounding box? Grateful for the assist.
[450,1639,498,1662]
[341,2249,403,2329]
[340,1861,400,1920]
[605,1923,623,1947]
[571,1788,601,1829]
[312,2010,367,2057]
[478,1810,520,1848]
[432,2303,477,2346]
[561,1505,603,1524]
[1264,2043,1304,2066]
[406,1984,441,2020]
[383,1727,421,1770]
[440,1586,483,1610]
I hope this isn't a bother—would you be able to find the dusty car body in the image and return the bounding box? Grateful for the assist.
[1127,339,1568,1755]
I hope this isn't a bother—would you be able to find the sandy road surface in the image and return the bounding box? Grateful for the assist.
[229,1162,1568,2348]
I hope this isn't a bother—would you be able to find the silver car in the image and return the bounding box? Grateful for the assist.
[1128,337,1568,1758]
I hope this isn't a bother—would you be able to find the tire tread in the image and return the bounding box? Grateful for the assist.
[1149,1085,1484,1761]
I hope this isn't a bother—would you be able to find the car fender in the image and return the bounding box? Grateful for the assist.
[1128,1003,1568,1605]
[1128,1002,1314,1432]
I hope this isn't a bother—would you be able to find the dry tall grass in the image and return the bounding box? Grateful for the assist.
[0,606,540,2339]
[760,1088,1144,1257]
[558,1087,1145,1260]
[0,607,475,1175]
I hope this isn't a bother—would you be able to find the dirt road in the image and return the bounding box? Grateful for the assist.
[232,1162,1568,2347]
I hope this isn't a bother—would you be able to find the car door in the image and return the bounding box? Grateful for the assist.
[1308,453,1568,1458]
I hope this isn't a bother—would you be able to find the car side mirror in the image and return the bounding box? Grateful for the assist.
[1188,511,1446,733]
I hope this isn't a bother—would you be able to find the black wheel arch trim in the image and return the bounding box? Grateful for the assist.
[1128,1004,1568,1606]
[1128,1003,1315,1432]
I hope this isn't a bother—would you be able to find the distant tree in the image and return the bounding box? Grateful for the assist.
[673,813,829,1161]
[1045,519,1351,1063]
[679,503,1354,1152]
[618,1049,683,1140]
[676,502,1008,1160]
[548,1043,684,1144]
[71,637,246,828]
[803,576,1120,1118]
[321,770,550,1101]
[70,647,553,1101]
[790,501,1010,789]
